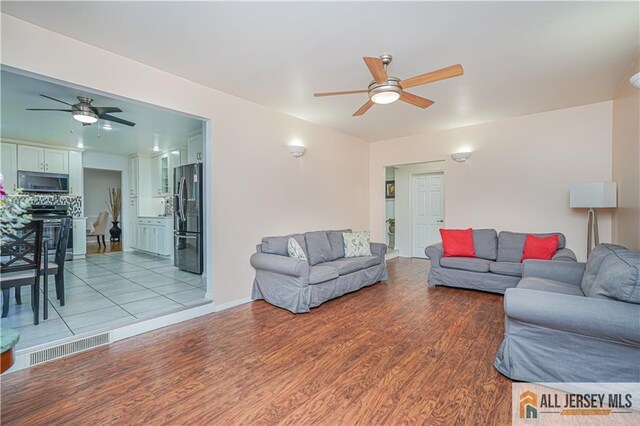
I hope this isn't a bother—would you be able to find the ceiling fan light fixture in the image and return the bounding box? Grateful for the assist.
[369,78,402,105]
[72,104,98,124]
[371,91,400,105]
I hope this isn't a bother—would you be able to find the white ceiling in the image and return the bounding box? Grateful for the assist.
[0,70,203,155]
[2,1,638,142]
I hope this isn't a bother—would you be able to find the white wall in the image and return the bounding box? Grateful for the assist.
[611,56,640,251]
[393,161,445,257]
[1,15,370,305]
[370,102,614,261]
[83,168,121,223]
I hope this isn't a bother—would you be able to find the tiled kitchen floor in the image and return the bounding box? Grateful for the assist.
[1,251,208,350]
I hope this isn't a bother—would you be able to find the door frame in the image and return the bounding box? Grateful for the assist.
[410,171,445,258]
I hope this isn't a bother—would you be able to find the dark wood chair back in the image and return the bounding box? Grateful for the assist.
[54,218,71,266]
[1,220,44,274]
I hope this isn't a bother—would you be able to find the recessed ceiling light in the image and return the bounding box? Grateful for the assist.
[153,146,160,152]
[103,123,112,130]
[171,150,180,155]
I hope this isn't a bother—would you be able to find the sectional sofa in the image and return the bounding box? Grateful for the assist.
[495,244,640,382]
[251,230,388,313]
[425,229,577,294]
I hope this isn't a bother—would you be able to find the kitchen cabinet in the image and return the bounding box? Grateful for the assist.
[68,150,83,197]
[17,146,68,173]
[129,156,139,197]
[151,151,183,197]
[17,145,44,172]
[72,218,87,259]
[136,217,172,256]
[0,143,17,193]
[44,148,69,173]
[129,197,138,248]
[187,132,204,163]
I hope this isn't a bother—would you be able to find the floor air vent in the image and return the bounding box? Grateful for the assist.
[29,332,111,366]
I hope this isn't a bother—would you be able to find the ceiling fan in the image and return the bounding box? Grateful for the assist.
[26,94,136,127]
[314,54,464,116]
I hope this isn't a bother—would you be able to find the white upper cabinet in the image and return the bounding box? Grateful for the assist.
[129,156,139,197]
[44,148,69,173]
[187,132,203,163]
[151,154,162,197]
[0,143,18,193]
[17,145,45,172]
[68,150,83,197]
[17,146,68,173]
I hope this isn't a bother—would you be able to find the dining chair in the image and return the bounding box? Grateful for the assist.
[1,221,44,325]
[87,211,109,247]
[15,218,71,319]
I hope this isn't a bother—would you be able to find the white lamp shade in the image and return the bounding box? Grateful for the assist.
[570,182,617,208]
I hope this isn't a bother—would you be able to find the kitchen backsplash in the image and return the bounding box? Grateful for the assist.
[163,196,174,216]
[17,194,83,218]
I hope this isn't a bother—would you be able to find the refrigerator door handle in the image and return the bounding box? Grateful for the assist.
[175,234,197,240]
[179,176,187,222]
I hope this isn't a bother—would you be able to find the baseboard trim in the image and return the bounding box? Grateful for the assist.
[213,297,253,312]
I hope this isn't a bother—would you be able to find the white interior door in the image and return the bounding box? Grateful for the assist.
[412,173,444,258]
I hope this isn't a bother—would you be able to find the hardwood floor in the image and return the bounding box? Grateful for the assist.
[86,240,122,255]
[0,258,511,425]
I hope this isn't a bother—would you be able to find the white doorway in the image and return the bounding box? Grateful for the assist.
[411,173,444,258]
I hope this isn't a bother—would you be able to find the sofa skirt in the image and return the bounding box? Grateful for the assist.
[428,266,520,294]
[494,318,640,383]
[252,262,388,314]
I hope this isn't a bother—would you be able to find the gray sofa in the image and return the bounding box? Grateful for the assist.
[425,229,577,294]
[251,230,388,313]
[495,244,640,382]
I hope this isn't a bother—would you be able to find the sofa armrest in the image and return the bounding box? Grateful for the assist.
[523,260,586,286]
[505,288,640,345]
[425,243,444,267]
[370,242,387,263]
[552,247,577,262]
[250,252,309,277]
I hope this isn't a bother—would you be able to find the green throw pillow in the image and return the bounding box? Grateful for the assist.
[343,231,372,258]
[287,237,307,260]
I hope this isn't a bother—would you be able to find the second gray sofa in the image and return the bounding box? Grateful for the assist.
[251,230,388,313]
[425,229,577,294]
[494,244,640,382]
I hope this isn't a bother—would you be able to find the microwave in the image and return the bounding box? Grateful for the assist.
[17,171,70,193]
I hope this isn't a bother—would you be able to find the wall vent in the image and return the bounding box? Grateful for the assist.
[29,332,111,366]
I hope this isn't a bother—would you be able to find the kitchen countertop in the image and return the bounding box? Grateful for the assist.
[138,216,173,219]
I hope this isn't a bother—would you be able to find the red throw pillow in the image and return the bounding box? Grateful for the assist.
[440,228,476,258]
[521,234,559,262]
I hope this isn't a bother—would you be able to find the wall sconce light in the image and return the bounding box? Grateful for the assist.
[451,151,472,162]
[288,145,306,158]
[630,72,640,89]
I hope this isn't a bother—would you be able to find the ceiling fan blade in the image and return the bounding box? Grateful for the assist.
[99,114,136,127]
[353,100,375,117]
[314,89,368,97]
[26,108,74,113]
[400,64,464,89]
[399,92,434,109]
[363,57,387,84]
[26,108,73,112]
[39,94,74,106]
[92,106,123,115]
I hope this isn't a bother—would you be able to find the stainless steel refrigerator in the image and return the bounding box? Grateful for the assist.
[174,163,203,274]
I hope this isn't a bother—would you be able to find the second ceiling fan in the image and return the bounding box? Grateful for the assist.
[314,54,464,116]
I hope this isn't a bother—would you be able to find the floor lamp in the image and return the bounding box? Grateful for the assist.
[570,182,617,257]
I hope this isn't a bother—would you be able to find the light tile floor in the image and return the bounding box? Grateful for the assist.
[1,251,208,350]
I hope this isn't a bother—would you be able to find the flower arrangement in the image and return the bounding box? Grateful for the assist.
[0,173,32,243]
[106,187,121,222]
